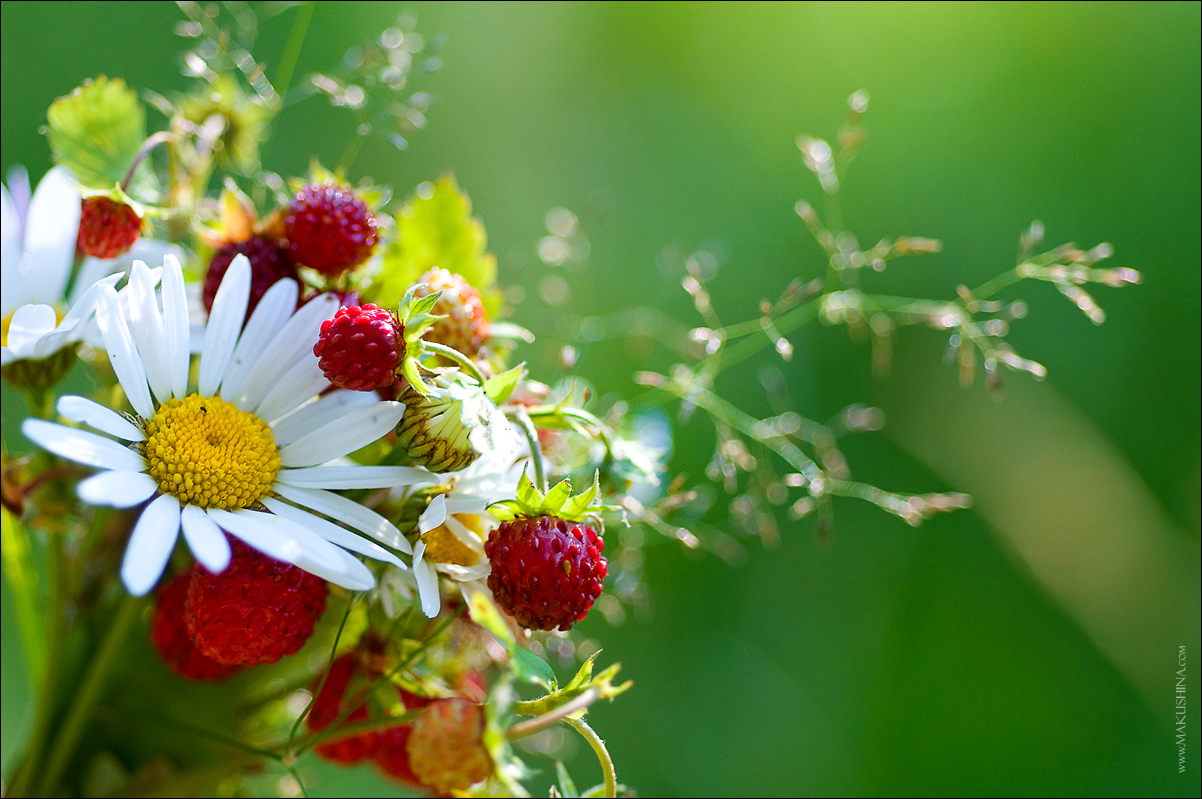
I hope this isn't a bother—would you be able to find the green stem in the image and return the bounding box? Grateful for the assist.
[510,408,547,494]
[970,267,1023,300]
[35,594,143,797]
[507,688,599,740]
[286,596,357,749]
[121,131,174,192]
[420,341,487,384]
[564,717,617,799]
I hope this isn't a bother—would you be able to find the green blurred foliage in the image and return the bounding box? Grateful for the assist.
[2,2,1199,796]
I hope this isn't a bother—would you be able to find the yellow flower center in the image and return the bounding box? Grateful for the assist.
[143,394,280,510]
[421,513,485,567]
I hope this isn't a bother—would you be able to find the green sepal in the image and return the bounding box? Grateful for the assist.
[516,469,542,510]
[511,653,632,717]
[488,469,611,523]
[484,363,527,404]
[560,473,602,521]
[409,291,442,317]
[402,359,433,396]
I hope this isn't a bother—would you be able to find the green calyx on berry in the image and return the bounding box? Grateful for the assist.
[488,470,613,525]
[393,282,445,395]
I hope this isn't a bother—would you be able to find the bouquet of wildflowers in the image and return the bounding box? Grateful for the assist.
[2,6,1143,798]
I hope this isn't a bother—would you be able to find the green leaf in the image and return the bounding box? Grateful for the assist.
[410,291,442,317]
[375,175,501,314]
[46,76,156,200]
[511,645,556,690]
[483,363,527,404]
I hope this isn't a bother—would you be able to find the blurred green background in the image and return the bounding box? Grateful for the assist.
[2,2,1199,796]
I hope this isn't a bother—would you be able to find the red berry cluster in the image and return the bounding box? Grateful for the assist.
[284,182,380,275]
[313,304,403,391]
[485,515,608,631]
[77,196,143,259]
[150,572,240,681]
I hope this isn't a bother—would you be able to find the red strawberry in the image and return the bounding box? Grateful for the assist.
[313,304,402,391]
[485,515,607,631]
[284,182,379,275]
[77,196,142,259]
[150,571,240,681]
[203,236,298,321]
[309,654,383,764]
[184,537,328,666]
[413,268,489,357]
[403,699,493,792]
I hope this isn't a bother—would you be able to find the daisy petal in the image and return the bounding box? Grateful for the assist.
[232,293,338,411]
[95,284,155,419]
[419,494,448,534]
[71,239,187,307]
[121,494,181,596]
[181,504,231,573]
[262,497,405,568]
[57,395,144,441]
[77,471,158,508]
[254,355,329,423]
[6,304,58,352]
[412,542,441,618]
[23,419,146,472]
[207,508,375,591]
[270,389,378,446]
[272,483,412,553]
[160,256,190,399]
[277,465,438,490]
[279,401,405,467]
[23,166,80,307]
[1,185,26,316]
[198,253,249,396]
[220,278,299,403]
[444,497,489,515]
[127,261,172,404]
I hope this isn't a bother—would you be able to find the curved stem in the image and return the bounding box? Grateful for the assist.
[420,340,487,385]
[564,717,617,798]
[510,408,546,494]
[36,594,143,796]
[121,131,174,192]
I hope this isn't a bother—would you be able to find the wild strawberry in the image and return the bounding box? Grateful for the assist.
[485,474,608,631]
[284,181,379,275]
[150,571,240,681]
[202,236,298,320]
[371,691,435,785]
[313,304,402,392]
[413,268,489,357]
[403,699,493,792]
[77,195,142,259]
[184,537,328,666]
[309,654,384,764]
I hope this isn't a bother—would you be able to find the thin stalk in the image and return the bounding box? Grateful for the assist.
[36,594,143,796]
[970,267,1024,300]
[286,596,357,749]
[510,408,546,494]
[121,131,174,191]
[506,688,599,740]
[564,717,617,799]
[420,340,487,384]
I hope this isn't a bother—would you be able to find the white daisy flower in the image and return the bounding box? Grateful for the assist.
[22,254,436,595]
[1,166,184,368]
[408,452,526,617]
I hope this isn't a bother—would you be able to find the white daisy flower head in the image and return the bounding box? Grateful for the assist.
[407,450,527,618]
[22,254,437,596]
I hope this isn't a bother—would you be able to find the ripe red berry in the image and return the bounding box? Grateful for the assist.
[309,654,384,764]
[284,182,379,275]
[403,698,493,792]
[484,516,608,631]
[77,196,142,259]
[150,571,240,681]
[184,537,328,666]
[413,268,489,357]
[313,304,402,391]
[203,236,298,320]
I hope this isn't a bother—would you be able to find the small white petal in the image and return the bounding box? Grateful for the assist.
[279,401,405,468]
[127,261,172,404]
[95,285,154,419]
[198,253,250,396]
[23,167,80,307]
[207,508,375,591]
[270,390,378,446]
[262,497,405,568]
[1,185,25,316]
[23,419,146,472]
[254,355,329,423]
[277,465,438,490]
[121,494,181,596]
[443,514,485,555]
[419,494,448,534]
[220,278,298,402]
[413,546,441,618]
[1,347,14,366]
[160,256,191,399]
[78,471,157,508]
[57,395,144,441]
[181,504,230,573]
[233,293,337,411]
[444,497,489,515]
[271,483,412,553]
[6,304,58,352]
